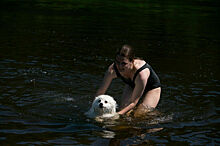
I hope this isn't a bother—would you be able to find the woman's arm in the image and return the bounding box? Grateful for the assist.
[95,64,117,96]
[118,69,150,115]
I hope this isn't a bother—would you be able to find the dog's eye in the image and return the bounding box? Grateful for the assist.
[105,101,108,103]
[98,100,101,103]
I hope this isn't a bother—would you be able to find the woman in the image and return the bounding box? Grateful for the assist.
[96,44,161,117]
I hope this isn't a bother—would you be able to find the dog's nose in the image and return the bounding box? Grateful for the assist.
[99,103,103,108]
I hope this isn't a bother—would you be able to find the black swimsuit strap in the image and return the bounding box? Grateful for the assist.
[113,63,121,77]
[113,63,134,87]
[132,63,149,82]
[114,62,161,92]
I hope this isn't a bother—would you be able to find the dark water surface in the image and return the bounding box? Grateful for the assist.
[0,0,219,145]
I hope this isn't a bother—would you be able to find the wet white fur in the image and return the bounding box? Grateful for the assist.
[85,95,118,119]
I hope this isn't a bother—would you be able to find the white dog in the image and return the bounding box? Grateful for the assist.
[85,95,119,120]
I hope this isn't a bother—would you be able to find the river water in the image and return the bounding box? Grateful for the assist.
[0,0,219,145]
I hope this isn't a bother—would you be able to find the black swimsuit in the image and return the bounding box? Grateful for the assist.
[113,63,161,93]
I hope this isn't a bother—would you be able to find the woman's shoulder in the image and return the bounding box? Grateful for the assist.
[134,59,147,70]
[133,59,150,81]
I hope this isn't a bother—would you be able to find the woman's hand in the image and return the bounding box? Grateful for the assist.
[117,111,123,115]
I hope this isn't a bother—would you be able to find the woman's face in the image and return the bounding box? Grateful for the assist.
[115,55,132,72]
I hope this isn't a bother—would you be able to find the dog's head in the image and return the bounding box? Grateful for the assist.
[91,95,117,116]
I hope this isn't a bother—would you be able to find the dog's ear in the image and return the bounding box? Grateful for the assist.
[115,103,118,109]
[85,106,95,118]
[94,96,101,101]
[93,96,100,104]
[95,96,99,100]
[110,98,117,112]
